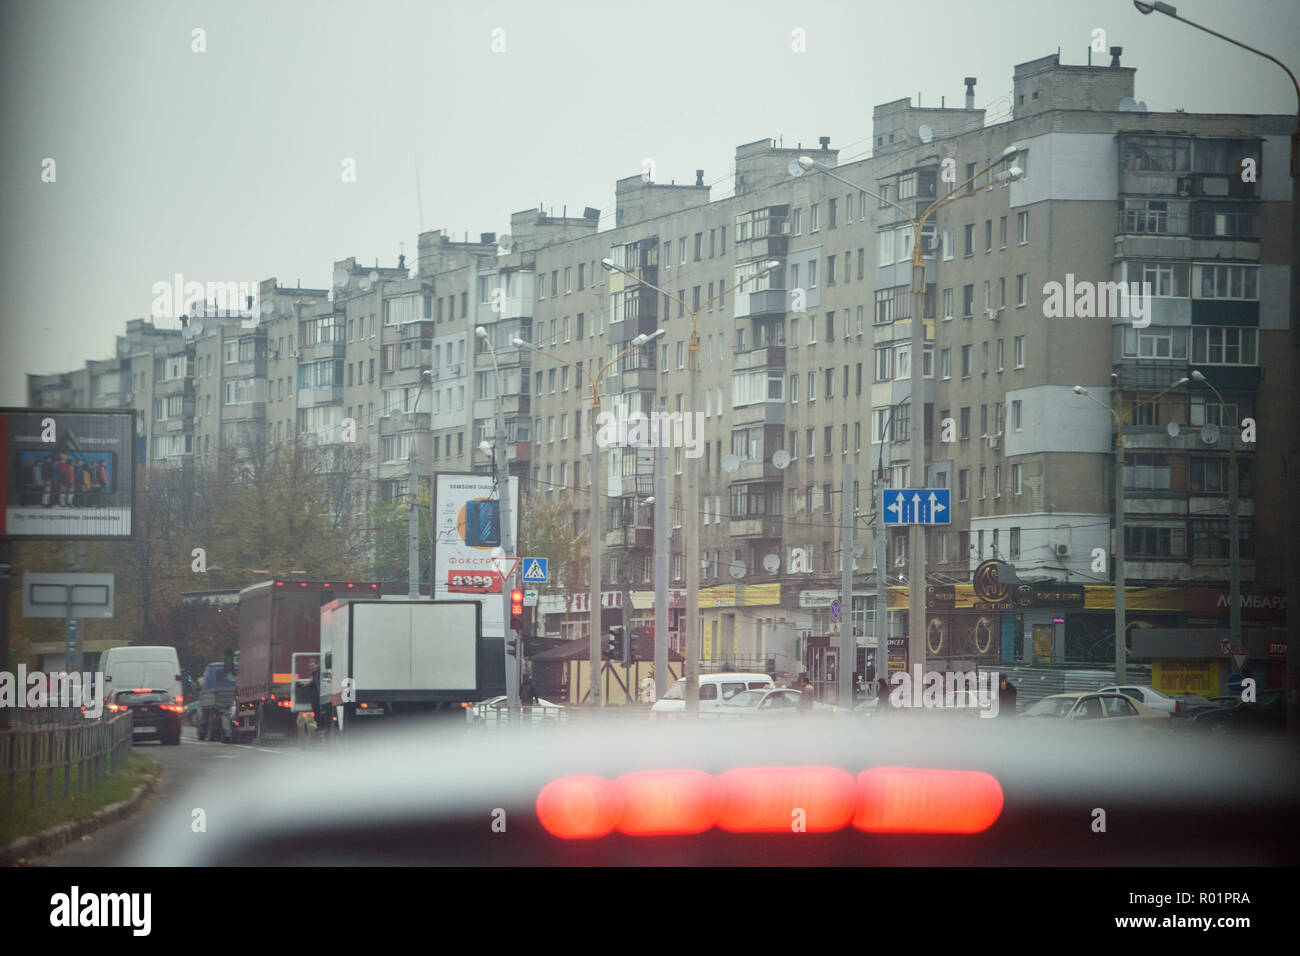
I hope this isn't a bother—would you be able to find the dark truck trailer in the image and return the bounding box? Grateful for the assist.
[233,579,380,743]
[315,597,503,735]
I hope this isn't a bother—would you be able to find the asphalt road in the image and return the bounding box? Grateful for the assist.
[33,723,316,866]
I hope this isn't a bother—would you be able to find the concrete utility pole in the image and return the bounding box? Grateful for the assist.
[1192,371,1241,659]
[654,431,669,700]
[840,462,855,706]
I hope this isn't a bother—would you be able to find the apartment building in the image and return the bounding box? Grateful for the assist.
[25,49,1291,680]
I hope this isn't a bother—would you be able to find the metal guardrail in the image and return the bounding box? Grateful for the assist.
[1,711,134,812]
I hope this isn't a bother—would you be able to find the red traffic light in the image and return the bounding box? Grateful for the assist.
[510,589,524,614]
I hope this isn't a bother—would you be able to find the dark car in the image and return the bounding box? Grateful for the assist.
[1192,688,1286,736]
[108,688,183,745]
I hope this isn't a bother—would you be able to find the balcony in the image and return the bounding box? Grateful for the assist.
[729,458,783,482]
[735,289,787,318]
[731,346,786,373]
[729,515,782,539]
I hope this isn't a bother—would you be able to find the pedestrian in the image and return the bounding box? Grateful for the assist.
[997,673,1018,718]
[876,677,892,713]
[520,671,538,711]
[797,675,815,711]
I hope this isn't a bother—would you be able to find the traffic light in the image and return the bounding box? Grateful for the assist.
[510,588,525,632]
[607,626,624,662]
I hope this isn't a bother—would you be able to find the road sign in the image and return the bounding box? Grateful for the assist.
[829,599,842,621]
[1230,652,1248,672]
[22,573,115,619]
[1220,636,1231,656]
[880,488,951,525]
[524,589,539,607]
[1227,673,1244,695]
[522,557,549,583]
[490,554,520,584]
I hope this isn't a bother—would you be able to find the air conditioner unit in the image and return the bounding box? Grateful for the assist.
[449,363,461,375]
[1055,543,1070,558]
[987,434,1001,450]
[986,307,1003,322]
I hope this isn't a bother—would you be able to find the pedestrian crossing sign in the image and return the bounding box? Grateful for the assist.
[522,557,549,583]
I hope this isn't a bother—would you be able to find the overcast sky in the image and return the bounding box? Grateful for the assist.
[2,0,1297,405]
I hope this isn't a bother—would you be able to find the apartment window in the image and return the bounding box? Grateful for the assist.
[548,368,556,393]
[806,429,814,459]
[551,271,558,296]
[980,404,988,437]
[856,305,864,335]
[1123,326,1189,359]
[678,291,685,318]
[1195,264,1259,300]
[1125,527,1174,557]
[825,368,834,398]
[985,219,993,252]
[709,228,716,258]
[939,348,951,380]
[828,198,837,229]
[895,346,910,381]
[694,233,703,260]
[960,407,971,440]
[996,339,1005,373]
[1124,453,1175,495]
[720,225,726,253]
[981,341,989,375]
[1011,400,1022,431]
[564,267,572,293]
[707,282,714,311]
[823,427,833,457]
[807,372,816,401]
[792,208,802,235]
[854,422,861,452]
[999,216,1007,248]
[1014,335,1025,368]
[827,255,836,285]
[958,469,969,501]
[810,203,820,231]
[808,259,818,287]
[963,223,974,256]
[993,465,1001,498]
[855,362,862,394]
[960,345,972,378]
[679,238,687,263]
[1011,463,1023,495]
[875,347,892,382]
[1017,211,1028,244]
[1016,273,1027,307]
[962,284,974,318]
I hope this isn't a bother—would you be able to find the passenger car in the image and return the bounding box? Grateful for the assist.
[107,688,183,745]
[1096,684,1178,714]
[1020,692,1171,731]
[649,673,774,715]
[1192,688,1286,736]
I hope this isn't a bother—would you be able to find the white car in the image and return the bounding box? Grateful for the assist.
[1097,684,1179,714]
[650,673,775,716]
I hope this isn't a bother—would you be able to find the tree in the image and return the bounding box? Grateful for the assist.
[517,491,589,634]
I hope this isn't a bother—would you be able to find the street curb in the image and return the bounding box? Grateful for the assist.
[0,770,159,865]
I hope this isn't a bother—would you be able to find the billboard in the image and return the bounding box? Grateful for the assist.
[433,473,520,636]
[2,408,136,539]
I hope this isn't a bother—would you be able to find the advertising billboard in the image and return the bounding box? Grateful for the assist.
[433,473,520,636]
[1,408,136,539]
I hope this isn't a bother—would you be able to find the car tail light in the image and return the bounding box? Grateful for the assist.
[161,703,183,713]
[853,767,1003,834]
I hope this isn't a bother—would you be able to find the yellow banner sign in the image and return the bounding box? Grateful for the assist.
[1153,659,1220,697]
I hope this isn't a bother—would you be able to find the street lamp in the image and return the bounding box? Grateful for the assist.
[1133,0,1300,737]
[514,327,664,707]
[475,325,520,715]
[801,150,1021,679]
[1190,369,1243,665]
[601,256,781,715]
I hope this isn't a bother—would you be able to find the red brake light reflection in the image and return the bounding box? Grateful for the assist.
[537,766,1003,839]
[853,767,1004,834]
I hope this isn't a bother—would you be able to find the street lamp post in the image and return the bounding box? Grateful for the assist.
[476,327,519,715]
[1191,370,1242,663]
[1133,0,1300,735]
[800,151,1021,676]
[515,328,664,707]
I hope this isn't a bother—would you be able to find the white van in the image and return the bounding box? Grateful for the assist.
[99,646,184,743]
[650,673,775,716]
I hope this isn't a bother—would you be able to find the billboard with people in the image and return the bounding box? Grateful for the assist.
[1,408,136,539]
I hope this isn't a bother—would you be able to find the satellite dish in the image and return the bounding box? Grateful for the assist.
[918,124,933,144]
[721,454,741,473]
[368,270,380,283]
[190,320,204,337]
[763,553,781,574]
[1200,423,1221,445]
[787,159,805,178]
[728,560,747,580]
[1136,101,1148,111]
[115,339,131,357]
[772,450,791,469]
[1166,421,1181,438]
[332,269,349,288]
[497,234,514,254]
[1117,97,1138,112]
[359,278,372,291]
[260,299,274,315]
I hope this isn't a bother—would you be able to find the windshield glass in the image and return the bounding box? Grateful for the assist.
[1024,697,1076,718]
[723,690,766,708]
[662,680,686,701]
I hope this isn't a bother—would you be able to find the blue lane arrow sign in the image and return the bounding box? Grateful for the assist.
[881,488,951,525]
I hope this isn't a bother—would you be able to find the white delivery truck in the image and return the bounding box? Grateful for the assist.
[313,598,498,735]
